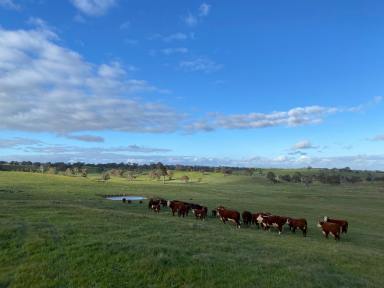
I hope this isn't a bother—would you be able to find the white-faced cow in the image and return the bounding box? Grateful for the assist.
[258,215,289,234]
[324,216,348,233]
[252,212,271,228]
[216,206,241,228]
[317,220,341,240]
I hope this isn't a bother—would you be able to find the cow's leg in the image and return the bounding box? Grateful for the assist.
[292,227,296,233]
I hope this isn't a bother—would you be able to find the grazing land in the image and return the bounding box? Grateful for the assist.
[0,171,383,287]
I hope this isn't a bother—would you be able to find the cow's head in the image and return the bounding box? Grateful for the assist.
[286,218,292,224]
[323,216,328,222]
[167,200,171,207]
[317,220,324,228]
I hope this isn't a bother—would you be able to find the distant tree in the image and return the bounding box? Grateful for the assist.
[280,174,291,182]
[47,167,57,174]
[149,170,160,181]
[65,168,74,176]
[291,172,302,183]
[266,171,277,183]
[73,167,79,176]
[180,175,190,183]
[126,171,136,181]
[81,168,88,177]
[156,162,168,184]
[167,170,174,180]
[245,168,255,176]
[302,175,312,187]
[101,172,111,181]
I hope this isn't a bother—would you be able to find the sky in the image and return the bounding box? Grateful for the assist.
[0,0,384,169]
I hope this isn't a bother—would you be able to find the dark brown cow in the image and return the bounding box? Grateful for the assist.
[252,212,271,228]
[259,215,289,234]
[287,218,307,237]
[242,211,252,225]
[193,207,207,220]
[168,200,191,216]
[177,204,188,217]
[216,206,241,228]
[324,216,348,233]
[151,203,160,213]
[317,221,341,240]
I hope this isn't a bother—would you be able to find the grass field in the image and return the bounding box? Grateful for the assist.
[0,171,383,287]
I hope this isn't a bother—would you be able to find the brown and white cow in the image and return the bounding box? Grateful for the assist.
[286,218,307,237]
[242,211,252,225]
[317,221,341,240]
[216,206,241,228]
[193,207,207,220]
[259,215,289,234]
[151,203,161,213]
[252,212,272,228]
[324,216,348,233]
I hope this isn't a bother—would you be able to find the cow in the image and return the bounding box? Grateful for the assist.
[252,212,271,228]
[324,216,348,233]
[211,210,217,217]
[168,200,190,216]
[286,218,308,237]
[148,198,161,209]
[216,206,241,228]
[193,207,207,220]
[151,203,161,213]
[242,211,252,225]
[177,204,189,217]
[259,215,289,234]
[317,221,341,240]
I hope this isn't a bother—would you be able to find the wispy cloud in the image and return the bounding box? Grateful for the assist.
[292,140,316,150]
[0,0,20,10]
[0,138,42,148]
[183,3,211,27]
[64,134,105,143]
[199,3,211,17]
[162,47,188,55]
[369,134,384,141]
[120,20,130,30]
[179,57,222,73]
[163,32,188,42]
[184,13,198,27]
[70,0,116,16]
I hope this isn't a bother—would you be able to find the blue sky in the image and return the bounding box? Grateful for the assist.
[0,0,383,169]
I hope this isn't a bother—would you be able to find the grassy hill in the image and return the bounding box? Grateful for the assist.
[0,171,383,287]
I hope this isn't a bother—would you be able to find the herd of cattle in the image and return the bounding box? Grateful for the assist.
[147,198,349,241]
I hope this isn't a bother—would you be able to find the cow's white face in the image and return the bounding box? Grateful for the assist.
[167,200,171,207]
[323,216,328,222]
[317,222,322,228]
[256,215,263,223]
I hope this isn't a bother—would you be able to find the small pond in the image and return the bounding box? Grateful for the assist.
[106,196,146,201]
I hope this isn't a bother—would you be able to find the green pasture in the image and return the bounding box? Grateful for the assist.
[0,171,383,287]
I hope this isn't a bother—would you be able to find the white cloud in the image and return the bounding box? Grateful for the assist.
[70,0,116,16]
[369,134,384,141]
[0,27,183,134]
[292,140,315,150]
[179,57,222,73]
[64,134,105,143]
[0,0,20,10]
[163,32,188,42]
[161,47,188,55]
[0,138,42,148]
[199,3,211,17]
[120,20,130,30]
[183,13,198,27]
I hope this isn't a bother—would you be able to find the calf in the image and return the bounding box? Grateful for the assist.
[151,203,160,213]
[259,215,288,234]
[252,212,271,228]
[148,198,161,209]
[324,216,348,233]
[242,211,252,225]
[286,218,307,237]
[317,221,341,240]
[216,206,241,228]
